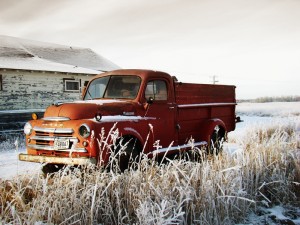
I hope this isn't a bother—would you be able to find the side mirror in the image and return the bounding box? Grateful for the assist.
[143,97,154,111]
[147,97,154,104]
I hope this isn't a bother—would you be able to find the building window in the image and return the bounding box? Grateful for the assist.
[64,78,80,92]
[0,75,2,91]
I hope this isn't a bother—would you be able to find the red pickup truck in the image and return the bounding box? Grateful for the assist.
[19,69,237,172]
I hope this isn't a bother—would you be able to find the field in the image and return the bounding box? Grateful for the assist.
[0,102,299,224]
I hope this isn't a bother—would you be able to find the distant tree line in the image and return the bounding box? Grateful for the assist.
[238,96,300,103]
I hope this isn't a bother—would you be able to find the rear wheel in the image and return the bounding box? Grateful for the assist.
[209,125,226,155]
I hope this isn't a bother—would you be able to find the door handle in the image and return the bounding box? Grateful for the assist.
[169,106,175,109]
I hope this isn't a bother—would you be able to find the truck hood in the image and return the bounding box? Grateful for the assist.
[44,100,138,120]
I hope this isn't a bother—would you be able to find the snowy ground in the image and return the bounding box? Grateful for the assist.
[0,147,41,180]
[0,102,299,224]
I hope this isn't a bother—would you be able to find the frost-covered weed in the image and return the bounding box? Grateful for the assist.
[0,133,25,152]
[0,124,299,225]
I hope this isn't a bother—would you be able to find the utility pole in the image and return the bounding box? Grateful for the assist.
[211,75,219,84]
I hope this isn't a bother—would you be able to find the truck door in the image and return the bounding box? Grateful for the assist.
[144,79,177,150]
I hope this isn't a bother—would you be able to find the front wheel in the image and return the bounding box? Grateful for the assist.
[113,136,142,172]
[42,163,64,176]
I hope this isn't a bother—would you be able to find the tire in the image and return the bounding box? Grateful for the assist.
[42,163,63,176]
[209,125,225,155]
[114,137,141,172]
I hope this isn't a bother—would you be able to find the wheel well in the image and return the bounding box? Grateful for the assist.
[200,119,227,142]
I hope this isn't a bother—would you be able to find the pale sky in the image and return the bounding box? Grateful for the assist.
[0,0,299,99]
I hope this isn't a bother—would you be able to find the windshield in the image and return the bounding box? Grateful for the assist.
[84,75,141,100]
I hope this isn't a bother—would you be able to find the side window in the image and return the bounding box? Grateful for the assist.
[64,78,80,92]
[145,80,168,101]
[0,74,2,91]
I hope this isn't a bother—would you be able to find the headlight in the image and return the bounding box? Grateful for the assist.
[79,124,91,138]
[24,122,32,135]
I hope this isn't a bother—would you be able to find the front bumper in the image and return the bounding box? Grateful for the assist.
[19,153,97,165]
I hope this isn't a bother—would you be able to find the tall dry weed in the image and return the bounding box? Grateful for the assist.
[0,123,299,224]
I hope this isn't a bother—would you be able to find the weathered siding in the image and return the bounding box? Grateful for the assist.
[0,69,96,110]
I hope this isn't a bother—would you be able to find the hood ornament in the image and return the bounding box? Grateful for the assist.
[53,100,70,107]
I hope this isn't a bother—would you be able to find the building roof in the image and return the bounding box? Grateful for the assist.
[0,35,120,74]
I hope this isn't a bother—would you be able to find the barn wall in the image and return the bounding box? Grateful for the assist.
[0,70,95,110]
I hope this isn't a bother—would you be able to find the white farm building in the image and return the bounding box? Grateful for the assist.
[0,35,120,110]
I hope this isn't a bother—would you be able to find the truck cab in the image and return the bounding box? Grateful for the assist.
[19,69,237,171]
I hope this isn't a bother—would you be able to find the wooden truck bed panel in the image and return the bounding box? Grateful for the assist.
[177,107,210,121]
[175,83,236,104]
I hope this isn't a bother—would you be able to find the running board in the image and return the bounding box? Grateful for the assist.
[151,141,207,155]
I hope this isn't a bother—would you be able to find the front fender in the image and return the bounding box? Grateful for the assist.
[101,120,152,153]
[123,127,144,144]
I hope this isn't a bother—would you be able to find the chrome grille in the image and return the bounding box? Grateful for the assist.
[34,126,73,134]
[28,126,86,153]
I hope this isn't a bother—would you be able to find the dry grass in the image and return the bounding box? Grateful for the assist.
[0,123,299,225]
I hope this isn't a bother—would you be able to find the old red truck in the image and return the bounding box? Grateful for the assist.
[19,69,237,172]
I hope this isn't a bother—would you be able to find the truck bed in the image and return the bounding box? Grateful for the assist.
[174,82,236,144]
